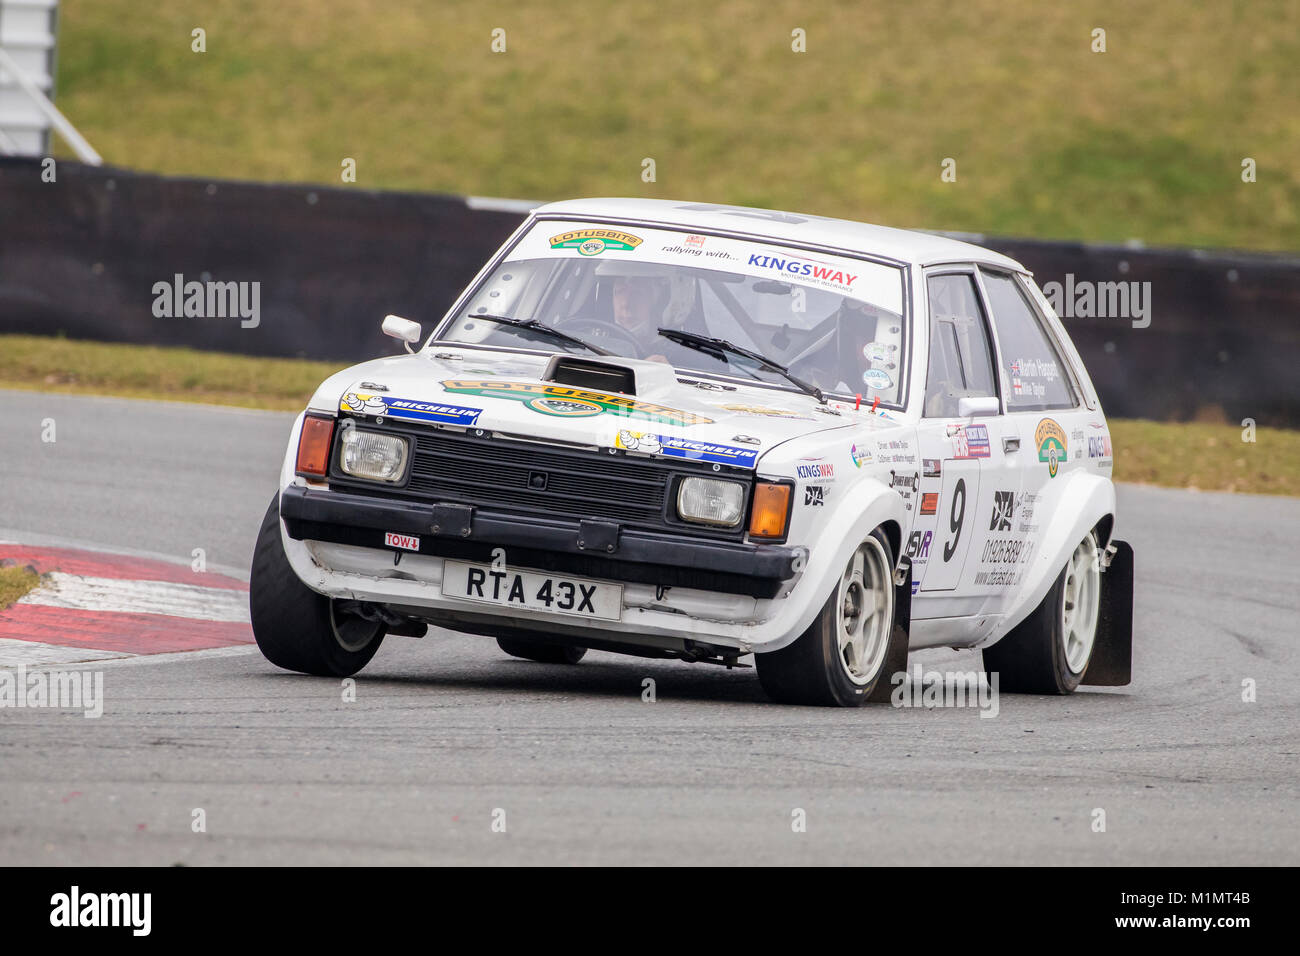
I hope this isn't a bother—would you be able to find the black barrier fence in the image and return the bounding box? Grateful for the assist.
[3,157,1299,423]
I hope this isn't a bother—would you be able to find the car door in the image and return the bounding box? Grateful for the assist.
[976,268,1091,572]
[911,268,1021,620]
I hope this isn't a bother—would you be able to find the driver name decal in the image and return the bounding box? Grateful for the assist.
[440,380,713,426]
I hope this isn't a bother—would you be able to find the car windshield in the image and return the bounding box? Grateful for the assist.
[435,220,910,407]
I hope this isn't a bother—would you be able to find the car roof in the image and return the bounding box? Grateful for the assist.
[531,198,1028,272]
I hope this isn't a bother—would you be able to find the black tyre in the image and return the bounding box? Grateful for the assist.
[496,637,587,664]
[249,494,385,677]
[983,530,1101,694]
[756,527,908,706]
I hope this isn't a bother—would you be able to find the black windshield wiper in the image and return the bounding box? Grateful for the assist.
[467,313,613,356]
[657,328,825,404]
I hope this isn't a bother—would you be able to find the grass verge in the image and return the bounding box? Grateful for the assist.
[0,566,41,611]
[0,335,345,411]
[2,335,1296,495]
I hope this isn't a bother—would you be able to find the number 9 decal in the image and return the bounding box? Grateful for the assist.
[943,478,966,562]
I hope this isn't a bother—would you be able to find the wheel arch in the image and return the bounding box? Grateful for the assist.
[983,472,1116,648]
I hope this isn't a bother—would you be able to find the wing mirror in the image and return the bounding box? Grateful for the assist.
[382,314,422,353]
[957,395,1000,418]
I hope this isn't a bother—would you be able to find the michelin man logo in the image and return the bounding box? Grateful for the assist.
[617,430,662,455]
[342,392,388,416]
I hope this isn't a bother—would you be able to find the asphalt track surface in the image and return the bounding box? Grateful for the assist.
[2,389,1297,865]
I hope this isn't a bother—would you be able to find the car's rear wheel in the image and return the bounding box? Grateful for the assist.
[496,638,587,664]
[983,529,1101,694]
[250,494,385,677]
[756,528,907,706]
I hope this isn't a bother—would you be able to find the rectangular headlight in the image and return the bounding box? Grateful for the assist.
[677,477,745,527]
[338,429,409,482]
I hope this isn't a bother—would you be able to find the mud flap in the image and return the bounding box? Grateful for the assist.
[1082,539,1133,686]
[893,557,912,638]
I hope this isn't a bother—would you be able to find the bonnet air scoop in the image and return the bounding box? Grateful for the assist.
[542,355,638,395]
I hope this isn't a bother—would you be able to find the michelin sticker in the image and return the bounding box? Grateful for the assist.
[341,392,482,426]
[617,430,758,468]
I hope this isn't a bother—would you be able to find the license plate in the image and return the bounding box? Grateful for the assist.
[442,561,622,621]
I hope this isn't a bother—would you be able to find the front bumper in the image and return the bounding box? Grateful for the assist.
[279,485,800,599]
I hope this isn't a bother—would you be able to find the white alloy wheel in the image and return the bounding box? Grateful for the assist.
[836,536,895,685]
[1060,531,1101,674]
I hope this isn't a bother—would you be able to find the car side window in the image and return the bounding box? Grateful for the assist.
[923,273,999,418]
[980,270,1078,410]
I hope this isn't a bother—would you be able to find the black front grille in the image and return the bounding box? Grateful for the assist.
[330,421,751,539]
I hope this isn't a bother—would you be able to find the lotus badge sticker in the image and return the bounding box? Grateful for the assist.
[549,229,643,256]
[1035,418,1068,478]
[441,381,712,426]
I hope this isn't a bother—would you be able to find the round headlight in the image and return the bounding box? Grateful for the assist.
[677,477,745,527]
[339,429,409,482]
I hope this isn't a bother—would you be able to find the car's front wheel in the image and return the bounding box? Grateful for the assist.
[756,528,908,706]
[249,494,385,677]
[982,529,1101,694]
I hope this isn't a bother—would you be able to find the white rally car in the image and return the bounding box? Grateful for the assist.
[250,199,1133,706]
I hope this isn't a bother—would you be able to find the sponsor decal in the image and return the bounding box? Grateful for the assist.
[920,492,939,515]
[990,491,1016,531]
[862,342,890,362]
[947,423,991,459]
[803,485,826,507]
[341,392,482,426]
[973,534,1035,587]
[1088,435,1113,458]
[548,229,643,256]
[922,458,941,478]
[905,530,933,560]
[796,462,834,479]
[1017,492,1040,534]
[721,403,809,419]
[889,470,921,512]
[746,252,858,290]
[384,531,421,552]
[905,530,933,590]
[889,470,919,493]
[850,443,870,468]
[616,430,758,468]
[1035,418,1068,477]
[441,380,711,426]
[861,368,894,390]
[661,241,735,261]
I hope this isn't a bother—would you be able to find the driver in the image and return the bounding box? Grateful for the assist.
[611,275,670,361]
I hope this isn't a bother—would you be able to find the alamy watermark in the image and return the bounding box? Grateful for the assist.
[0,665,103,718]
[151,273,260,328]
[1041,273,1151,329]
[890,664,999,718]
